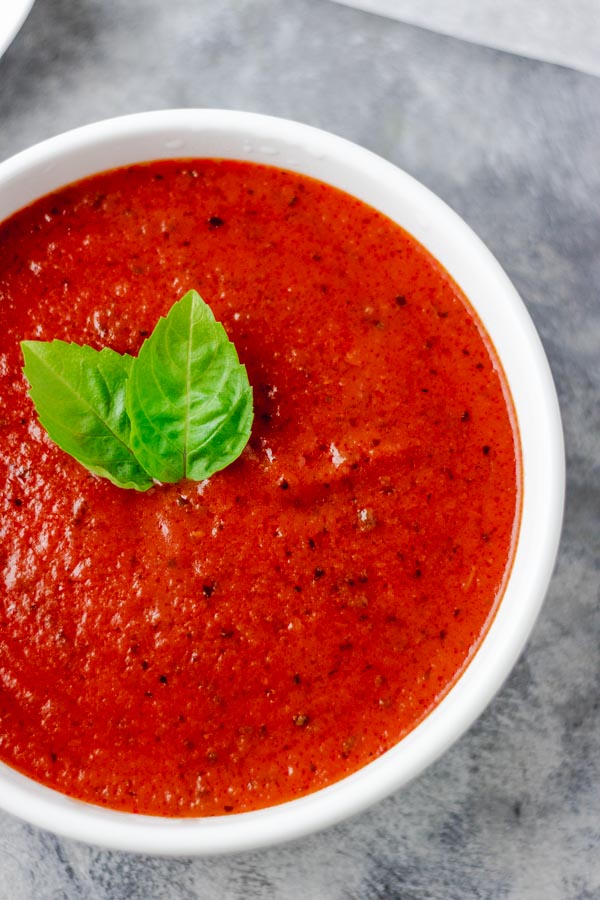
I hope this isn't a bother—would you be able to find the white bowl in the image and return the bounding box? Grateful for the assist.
[0,110,564,855]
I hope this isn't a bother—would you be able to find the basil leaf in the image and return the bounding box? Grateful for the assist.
[21,341,154,491]
[126,290,253,483]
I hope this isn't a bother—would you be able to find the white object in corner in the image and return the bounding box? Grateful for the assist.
[330,0,600,78]
[0,0,35,58]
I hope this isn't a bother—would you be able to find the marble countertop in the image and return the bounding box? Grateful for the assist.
[0,1,598,897]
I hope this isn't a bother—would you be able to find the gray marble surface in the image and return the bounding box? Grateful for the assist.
[0,0,599,897]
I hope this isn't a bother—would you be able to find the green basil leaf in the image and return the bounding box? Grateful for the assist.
[126,290,253,483]
[21,341,154,491]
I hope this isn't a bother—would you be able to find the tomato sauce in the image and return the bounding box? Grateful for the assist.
[0,161,519,816]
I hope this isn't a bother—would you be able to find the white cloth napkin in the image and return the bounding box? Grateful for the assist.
[330,0,600,77]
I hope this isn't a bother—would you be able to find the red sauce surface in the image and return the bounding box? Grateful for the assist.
[0,160,519,816]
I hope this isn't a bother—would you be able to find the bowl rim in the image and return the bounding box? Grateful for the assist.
[0,109,565,855]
